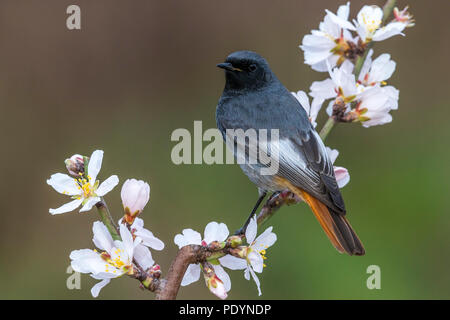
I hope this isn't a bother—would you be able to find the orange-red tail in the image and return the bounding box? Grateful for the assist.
[276,177,365,256]
[299,190,365,255]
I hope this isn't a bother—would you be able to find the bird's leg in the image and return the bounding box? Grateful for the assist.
[266,191,281,202]
[234,191,267,236]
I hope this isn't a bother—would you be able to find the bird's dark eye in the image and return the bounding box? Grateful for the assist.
[248,64,257,72]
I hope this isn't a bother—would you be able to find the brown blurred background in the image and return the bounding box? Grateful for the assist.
[0,0,449,299]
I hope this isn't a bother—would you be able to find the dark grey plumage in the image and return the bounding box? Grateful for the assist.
[216,50,346,215]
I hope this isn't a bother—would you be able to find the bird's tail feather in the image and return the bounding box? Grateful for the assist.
[274,177,365,255]
[298,189,365,256]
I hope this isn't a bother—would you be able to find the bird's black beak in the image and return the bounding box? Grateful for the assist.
[217,62,242,72]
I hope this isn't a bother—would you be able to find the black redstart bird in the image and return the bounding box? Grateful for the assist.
[216,50,364,256]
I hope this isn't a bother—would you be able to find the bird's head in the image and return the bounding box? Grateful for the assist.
[217,51,273,91]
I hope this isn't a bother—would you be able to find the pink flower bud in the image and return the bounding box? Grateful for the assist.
[64,154,85,176]
[121,179,150,222]
[202,263,228,300]
[207,275,228,300]
[393,6,415,27]
[149,264,161,278]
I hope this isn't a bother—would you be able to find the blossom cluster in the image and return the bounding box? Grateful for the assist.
[48,150,280,299]
[48,150,164,297]
[174,217,276,298]
[297,2,414,127]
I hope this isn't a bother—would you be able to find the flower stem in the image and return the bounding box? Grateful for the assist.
[96,201,120,240]
[319,117,336,141]
[381,0,397,23]
[318,0,397,140]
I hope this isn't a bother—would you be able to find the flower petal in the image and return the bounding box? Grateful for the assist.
[244,267,250,280]
[358,49,374,82]
[248,250,264,273]
[131,217,144,229]
[370,53,396,83]
[213,265,231,292]
[292,90,311,114]
[245,217,257,244]
[135,228,165,251]
[90,278,110,298]
[334,166,350,188]
[326,147,339,164]
[96,175,119,196]
[92,221,114,252]
[70,249,107,274]
[372,21,405,41]
[362,113,392,128]
[309,97,324,126]
[174,229,202,248]
[204,222,229,244]
[133,244,154,271]
[79,196,101,213]
[383,85,399,110]
[325,8,355,31]
[49,198,83,215]
[253,226,277,252]
[310,78,337,100]
[219,255,247,270]
[119,224,135,261]
[181,264,201,286]
[87,150,103,183]
[47,173,81,196]
[249,267,262,296]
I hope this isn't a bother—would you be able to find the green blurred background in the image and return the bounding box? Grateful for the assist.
[0,0,449,299]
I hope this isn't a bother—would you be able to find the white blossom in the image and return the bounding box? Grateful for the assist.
[47,150,119,215]
[292,90,324,127]
[116,217,165,271]
[310,60,358,102]
[355,85,395,127]
[358,49,396,87]
[129,217,164,251]
[300,2,356,72]
[173,222,232,294]
[326,147,350,188]
[323,83,398,128]
[70,222,149,298]
[354,5,406,43]
[121,179,150,215]
[219,217,276,296]
[121,179,150,223]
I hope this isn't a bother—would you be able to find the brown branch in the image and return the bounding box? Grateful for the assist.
[153,190,299,299]
[155,245,210,300]
[256,190,301,226]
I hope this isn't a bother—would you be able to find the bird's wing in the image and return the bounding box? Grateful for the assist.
[274,129,346,214]
[219,121,346,214]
